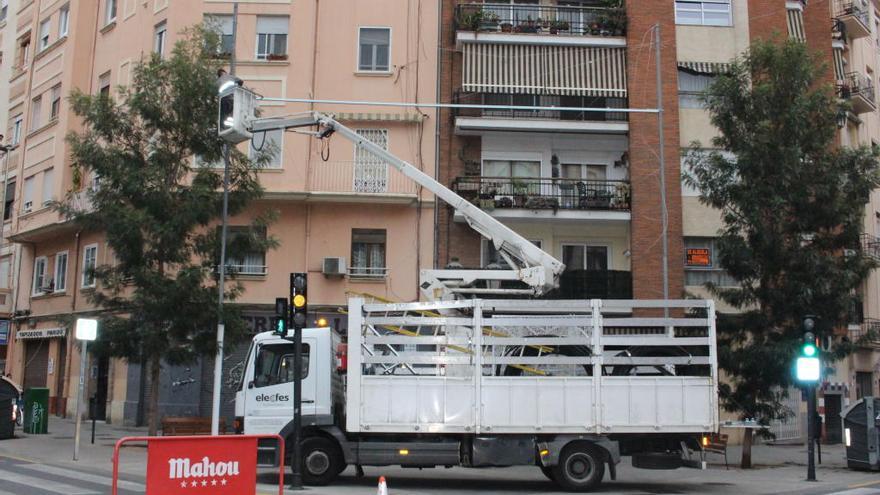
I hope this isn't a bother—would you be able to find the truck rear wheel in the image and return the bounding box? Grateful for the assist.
[298,436,345,486]
[551,443,605,492]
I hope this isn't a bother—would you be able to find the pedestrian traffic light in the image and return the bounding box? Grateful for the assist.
[290,273,307,330]
[273,297,288,336]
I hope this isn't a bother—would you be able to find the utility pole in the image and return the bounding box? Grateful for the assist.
[211,2,238,437]
[654,24,670,313]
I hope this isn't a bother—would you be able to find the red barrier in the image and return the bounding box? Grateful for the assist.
[111,434,284,495]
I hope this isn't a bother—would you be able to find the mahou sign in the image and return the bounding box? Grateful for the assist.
[112,435,284,495]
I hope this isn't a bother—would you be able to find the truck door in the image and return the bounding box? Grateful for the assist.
[243,339,317,435]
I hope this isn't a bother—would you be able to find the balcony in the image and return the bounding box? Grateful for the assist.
[452,176,631,222]
[849,318,880,349]
[455,3,626,39]
[306,161,418,202]
[837,71,877,114]
[861,233,880,261]
[834,1,871,39]
[454,92,629,134]
[550,269,633,300]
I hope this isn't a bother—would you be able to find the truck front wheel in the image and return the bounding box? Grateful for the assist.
[551,443,605,492]
[299,436,345,486]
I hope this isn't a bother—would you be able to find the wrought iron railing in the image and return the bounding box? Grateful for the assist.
[835,1,870,29]
[553,269,633,299]
[861,233,880,261]
[838,71,876,105]
[850,318,880,347]
[455,3,627,37]
[453,92,629,122]
[452,176,631,212]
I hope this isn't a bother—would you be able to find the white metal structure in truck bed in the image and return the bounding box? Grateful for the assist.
[346,298,718,436]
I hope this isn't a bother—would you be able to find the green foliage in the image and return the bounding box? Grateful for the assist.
[63,26,277,367]
[684,40,880,421]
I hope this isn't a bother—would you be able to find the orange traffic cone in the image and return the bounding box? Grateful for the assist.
[377,475,388,495]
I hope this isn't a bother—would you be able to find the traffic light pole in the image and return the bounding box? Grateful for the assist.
[289,273,304,490]
[806,384,817,481]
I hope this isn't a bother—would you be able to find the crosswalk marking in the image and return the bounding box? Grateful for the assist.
[18,463,146,492]
[827,489,880,495]
[0,467,100,494]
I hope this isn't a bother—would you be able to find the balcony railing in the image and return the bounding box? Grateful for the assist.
[834,1,870,38]
[452,176,631,212]
[309,161,418,195]
[849,318,880,348]
[861,233,880,261]
[837,71,876,113]
[552,269,633,299]
[454,92,628,123]
[455,3,626,37]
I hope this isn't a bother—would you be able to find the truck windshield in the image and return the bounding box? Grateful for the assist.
[253,343,310,388]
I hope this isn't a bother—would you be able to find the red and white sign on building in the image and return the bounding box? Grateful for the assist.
[112,435,284,495]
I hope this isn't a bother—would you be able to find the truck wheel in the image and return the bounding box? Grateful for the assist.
[551,443,605,492]
[299,437,345,486]
[540,465,555,481]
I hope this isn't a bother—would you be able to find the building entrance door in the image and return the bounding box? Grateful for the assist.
[23,340,49,390]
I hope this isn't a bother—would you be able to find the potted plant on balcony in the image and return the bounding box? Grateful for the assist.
[515,17,540,33]
[266,53,288,61]
[479,11,500,31]
[511,178,530,207]
[479,185,497,210]
[614,182,631,209]
[500,22,513,33]
[549,20,570,34]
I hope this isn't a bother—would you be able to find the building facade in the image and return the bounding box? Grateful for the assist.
[0,0,437,425]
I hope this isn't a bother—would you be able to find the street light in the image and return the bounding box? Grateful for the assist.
[73,318,98,461]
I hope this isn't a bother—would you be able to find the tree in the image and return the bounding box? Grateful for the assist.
[63,27,276,435]
[685,40,880,437]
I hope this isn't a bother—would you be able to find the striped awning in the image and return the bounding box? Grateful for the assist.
[677,61,732,75]
[787,6,806,42]
[334,112,425,123]
[462,43,627,97]
[833,47,846,81]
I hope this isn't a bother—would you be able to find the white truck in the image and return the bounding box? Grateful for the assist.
[219,84,720,491]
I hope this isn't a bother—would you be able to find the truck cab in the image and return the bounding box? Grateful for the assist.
[234,328,340,438]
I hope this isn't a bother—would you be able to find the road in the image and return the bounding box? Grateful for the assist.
[2,454,880,495]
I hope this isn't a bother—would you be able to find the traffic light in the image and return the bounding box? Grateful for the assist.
[273,297,288,336]
[290,273,308,330]
[796,316,821,383]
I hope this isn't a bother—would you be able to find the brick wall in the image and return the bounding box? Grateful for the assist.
[804,0,836,88]
[748,0,788,41]
[626,1,685,300]
[437,0,481,268]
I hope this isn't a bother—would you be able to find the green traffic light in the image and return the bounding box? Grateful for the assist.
[802,343,817,357]
[276,319,285,334]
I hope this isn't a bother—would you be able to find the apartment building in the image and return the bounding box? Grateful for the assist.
[0,0,437,425]
[0,0,16,374]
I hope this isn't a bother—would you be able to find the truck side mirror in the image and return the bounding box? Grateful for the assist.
[248,381,255,389]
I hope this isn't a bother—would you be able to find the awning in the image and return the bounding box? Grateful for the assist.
[787,7,806,42]
[463,43,627,97]
[833,47,846,81]
[677,61,732,75]
[334,112,425,123]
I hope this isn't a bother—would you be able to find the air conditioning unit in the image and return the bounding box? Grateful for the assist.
[322,257,346,277]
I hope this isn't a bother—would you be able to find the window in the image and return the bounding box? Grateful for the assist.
[30,96,42,131]
[58,5,70,37]
[226,227,267,275]
[154,21,167,57]
[354,129,388,192]
[11,115,22,145]
[358,27,391,72]
[562,244,609,272]
[50,85,62,120]
[482,239,541,268]
[82,244,97,288]
[683,237,738,287]
[256,16,288,60]
[482,160,541,178]
[39,18,51,51]
[99,72,111,97]
[205,14,234,55]
[22,176,35,213]
[18,35,31,68]
[351,229,386,278]
[856,371,874,399]
[0,0,7,23]
[678,69,716,108]
[32,257,48,295]
[41,168,54,206]
[54,252,68,292]
[0,257,10,290]
[3,180,14,221]
[248,129,282,168]
[105,0,117,24]
[675,1,732,26]
[252,343,309,388]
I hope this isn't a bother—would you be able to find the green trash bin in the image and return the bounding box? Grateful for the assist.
[23,388,49,434]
